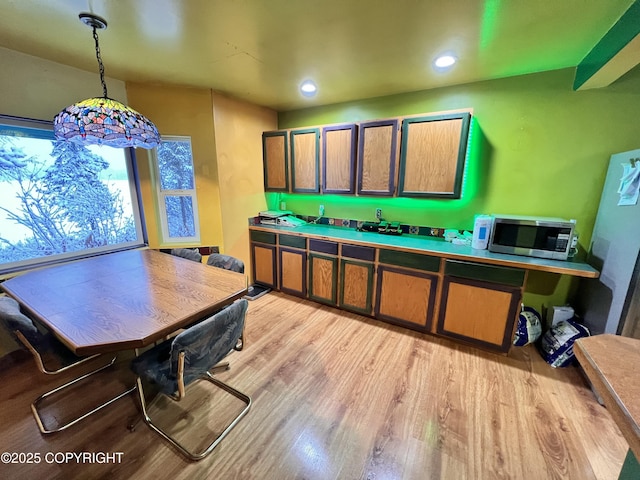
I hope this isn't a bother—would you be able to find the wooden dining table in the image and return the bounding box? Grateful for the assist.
[574,334,640,479]
[0,249,248,356]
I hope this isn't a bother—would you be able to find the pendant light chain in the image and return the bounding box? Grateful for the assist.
[92,26,108,99]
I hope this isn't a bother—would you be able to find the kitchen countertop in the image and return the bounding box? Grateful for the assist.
[249,223,599,278]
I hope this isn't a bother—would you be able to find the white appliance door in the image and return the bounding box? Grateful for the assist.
[581,149,640,334]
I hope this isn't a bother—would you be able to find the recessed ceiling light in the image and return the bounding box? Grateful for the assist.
[434,54,457,69]
[300,80,317,96]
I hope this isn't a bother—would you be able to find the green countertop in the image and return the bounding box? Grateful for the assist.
[250,223,599,278]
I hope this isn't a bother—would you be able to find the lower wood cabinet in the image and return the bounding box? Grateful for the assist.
[375,265,438,332]
[251,242,277,288]
[339,258,374,315]
[436,260,524,352]
[279,247,306,297]
[248,228,533,354]
[309,252,338,306]
[250,230,278,288]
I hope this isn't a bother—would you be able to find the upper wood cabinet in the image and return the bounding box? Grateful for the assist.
[357,119,399,196]
[290,128,320,193]
[261,109,471,197]
[322,124,357,194]
[262,131,289,192]
[398,112,471,198]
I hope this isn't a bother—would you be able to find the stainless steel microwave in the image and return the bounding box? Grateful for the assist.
[488,215,575,260]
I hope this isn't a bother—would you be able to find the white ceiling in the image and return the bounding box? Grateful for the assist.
[0,0,636,111]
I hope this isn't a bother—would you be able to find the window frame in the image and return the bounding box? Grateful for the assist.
[0,113,148,275]
[150,135,201,246]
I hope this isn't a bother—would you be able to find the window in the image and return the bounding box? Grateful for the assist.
[151,136,200,244]
[0,114,146,274]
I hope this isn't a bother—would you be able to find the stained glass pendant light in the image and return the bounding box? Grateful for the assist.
[53,13,160,149]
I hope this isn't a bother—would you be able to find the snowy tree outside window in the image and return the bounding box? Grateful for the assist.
[0,115,145,273]
[151,136,200,244]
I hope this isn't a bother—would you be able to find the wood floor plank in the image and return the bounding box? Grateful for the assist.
[0,291,629,479]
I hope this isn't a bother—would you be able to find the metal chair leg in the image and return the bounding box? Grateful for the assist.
[134,374,251,461]
[128,356,229,431]
[16,329,113,375]
[210,361,230,374]
[31,360,136,434]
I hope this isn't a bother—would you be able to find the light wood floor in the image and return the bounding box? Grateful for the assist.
[0,292,628,479]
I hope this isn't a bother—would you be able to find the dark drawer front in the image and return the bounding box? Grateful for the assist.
[279,234,306,249]
[250,230,277,245]
[309,239,338,255]
[444,260,525,287]
[378,249,440,272]
[341,244,375,262]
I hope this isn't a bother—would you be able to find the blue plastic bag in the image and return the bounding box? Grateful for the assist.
[538,317,590,368]
[513,306,542,346]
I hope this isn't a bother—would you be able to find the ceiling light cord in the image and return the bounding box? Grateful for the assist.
[92,26,108,99]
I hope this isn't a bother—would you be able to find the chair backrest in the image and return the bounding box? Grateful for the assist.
[206,253,245,273]
[171,248,202,263]
[0,296,44,348]
[170,299,248,383]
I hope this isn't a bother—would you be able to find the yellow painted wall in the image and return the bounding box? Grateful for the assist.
[126,83,224,250]
[212,93,276,275]
[0,46,127,122]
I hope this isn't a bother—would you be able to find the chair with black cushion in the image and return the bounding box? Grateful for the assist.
[170,248,202,263]
[206,253,244,273]
[131,298,251,461]
[0,296,135,434]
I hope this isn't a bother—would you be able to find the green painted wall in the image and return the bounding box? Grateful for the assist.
[273,66,640,312]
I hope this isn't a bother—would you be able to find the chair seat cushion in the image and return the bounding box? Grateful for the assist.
[131,300,248,396]
[131,340,227,396]
[0,296,41,346]
[170,303,245,377]
[0,296,88,367]
[130,340,177,395]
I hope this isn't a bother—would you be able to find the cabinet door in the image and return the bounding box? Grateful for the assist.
[322,124,357,194]
[309,253,338,305]
[262,131,289,192]
[398,112,471,198]
[339,259,374,315]
[357,119,399,196]
[375,265,437,331]
[251,242,277,288]
[279,247,307,298]
[291,128,320,193]
[437,276,521,352]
